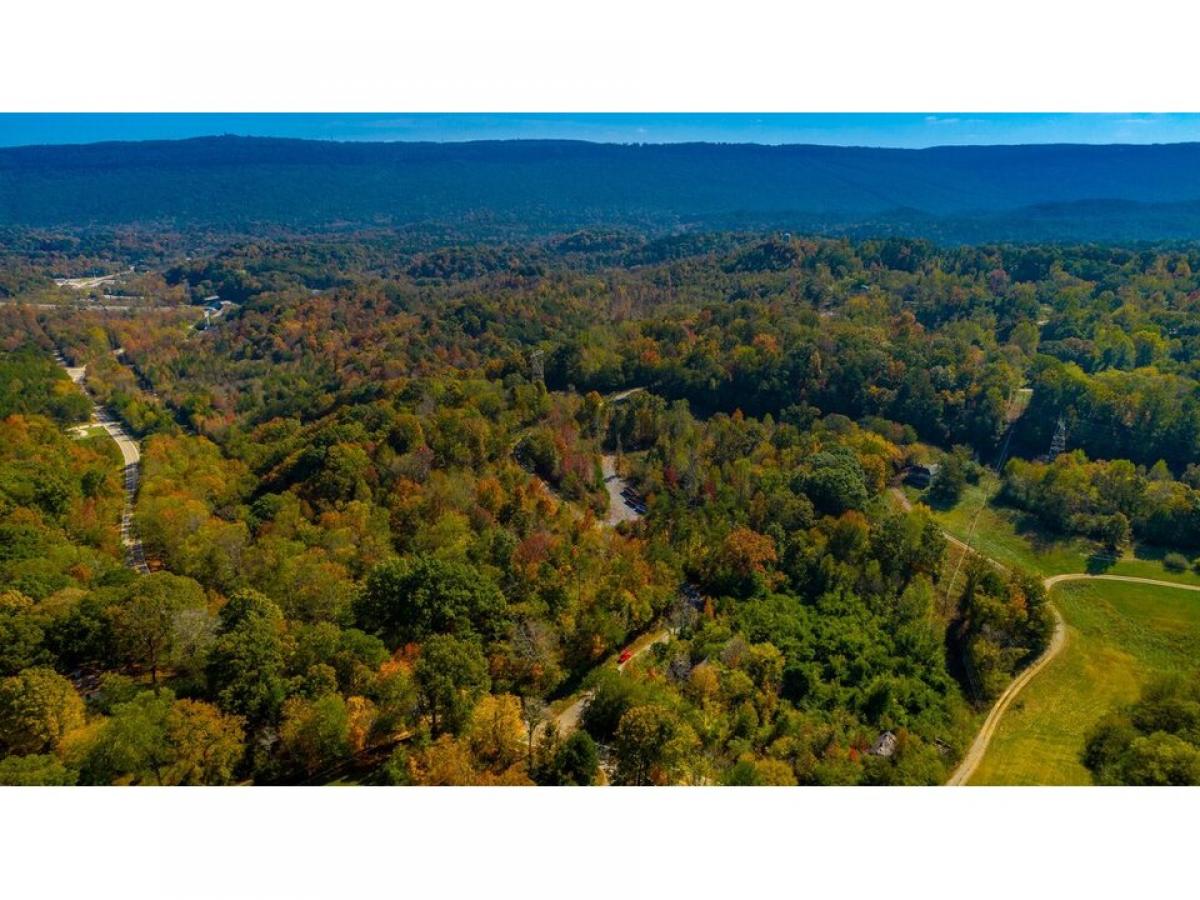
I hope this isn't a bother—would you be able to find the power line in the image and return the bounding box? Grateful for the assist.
[942,389,1024,606]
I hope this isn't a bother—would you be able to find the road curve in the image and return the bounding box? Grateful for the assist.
[891,487,1200,784]
[946,603,1065,785]
[607,387,644,404]
[547,627,670,735]
[947,573,1200,785]
[55,354,150,574]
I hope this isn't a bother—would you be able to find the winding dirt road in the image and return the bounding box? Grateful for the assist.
[947,571,1200,785]
[947,602,1065,786]
[893,485,1200,784]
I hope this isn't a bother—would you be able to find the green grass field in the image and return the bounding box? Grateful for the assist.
[71,424,109,440]
[970,579,1200,784]
[897,468,1200,784]
[911,472,1200,587]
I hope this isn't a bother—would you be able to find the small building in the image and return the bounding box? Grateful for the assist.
[904,464,940,489]
[868,731,898,758]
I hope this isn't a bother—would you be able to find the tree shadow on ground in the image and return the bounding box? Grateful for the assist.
[1131,542,1172,566]
[1010,510,1079,555]
[1086,552,1117,575]
[918,486,959,513]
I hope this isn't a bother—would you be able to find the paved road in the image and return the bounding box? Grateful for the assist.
[56,353,150,574]
[55,273,121,290]
[1,299,179,312]
[502,387,663,748]
[542,391,659,736]
[601,454,644,526]
[607,387,644,403]
[544,447,661,737]
[547,627,671,735]
[593,386,647,526]
[0,301,139,312]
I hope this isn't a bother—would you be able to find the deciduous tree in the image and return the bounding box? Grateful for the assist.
[0,666,85,755]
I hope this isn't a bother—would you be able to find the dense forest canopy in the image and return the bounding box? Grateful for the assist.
[3,225,1200,785]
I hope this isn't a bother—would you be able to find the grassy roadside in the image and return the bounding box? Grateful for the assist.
[73,424,110,440]
[912,472,1200,587]
[896,468,1200,784]
[969,579,1200,784]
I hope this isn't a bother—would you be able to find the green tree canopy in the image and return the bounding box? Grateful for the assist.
[76,689,245,785]
[0,752,76,785]
[0,666,85,756]
[804,449,869,515]
[113,573,209,688]
[414,635,490,736]
[206,590,288,724]
[356,555,507,647]
[1084,673,1200,785]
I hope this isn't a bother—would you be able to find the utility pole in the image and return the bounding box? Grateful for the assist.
[1048,416,1068,460]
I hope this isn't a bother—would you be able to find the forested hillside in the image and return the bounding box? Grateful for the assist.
[3,230,1200,785]
[7,137,1200,241]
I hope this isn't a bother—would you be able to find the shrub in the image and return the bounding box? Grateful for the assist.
[1163,552,1189,573]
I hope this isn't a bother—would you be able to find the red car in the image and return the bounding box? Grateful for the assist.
[618,648,634,664]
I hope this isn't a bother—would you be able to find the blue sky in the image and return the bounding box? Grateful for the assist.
[3,113,1200,148]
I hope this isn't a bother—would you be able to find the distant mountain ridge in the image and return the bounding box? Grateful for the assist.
[4,135,1200,241]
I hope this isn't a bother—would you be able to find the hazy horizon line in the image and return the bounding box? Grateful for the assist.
[5,113,1200,150]
[7,131,1200,153]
